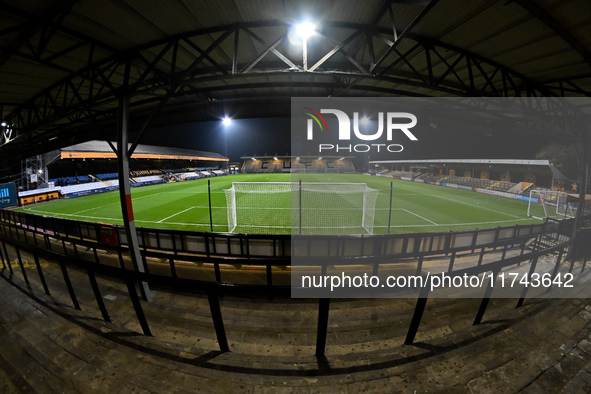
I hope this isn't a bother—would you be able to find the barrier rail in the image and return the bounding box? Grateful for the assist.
[0,208,589,357]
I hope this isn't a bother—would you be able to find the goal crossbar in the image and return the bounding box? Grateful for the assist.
[225,182,379,235]
[527,189,575,221]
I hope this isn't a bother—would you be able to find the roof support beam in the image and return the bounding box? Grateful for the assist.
[310,29,367,72]
[2,18,582,152]
[0,2,116,70]
[128,30,234,156]
[241,30,297,72]
[513,0,591,67]
[370,0,441,73]
[116,93,153,308]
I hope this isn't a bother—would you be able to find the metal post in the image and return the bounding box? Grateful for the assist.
[14,246,29,284]
[303,37,308,71]
[86,266,110,322]
[473,270,498,325]
[208,180,214,232]
[517,256,539,308]
[33,255,50,295]
[388,181,393,234]
[207,288,230,352]
[405,286,429,345]
[117,94,152,302]
[315,298,330,357]
[299,179,302,235]
[0,243,6,271]
[125,277,152,336]
[58,260,80,310]
[1,241,12,275]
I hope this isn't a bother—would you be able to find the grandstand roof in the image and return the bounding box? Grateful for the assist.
[61,140,228,162]
[0,0,590,171]
[242,155,355,160]
[370,159,552,166]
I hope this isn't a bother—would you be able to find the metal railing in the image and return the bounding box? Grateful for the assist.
[0,208,589,357]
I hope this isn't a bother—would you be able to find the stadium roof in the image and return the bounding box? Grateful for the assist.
[60,140,228,162]
[0,0,590,170]
[369,159,552,166]
[371,158,582,183]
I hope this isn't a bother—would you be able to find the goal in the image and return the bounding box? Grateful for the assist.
[527,189,575,220]
[224,182,380,235]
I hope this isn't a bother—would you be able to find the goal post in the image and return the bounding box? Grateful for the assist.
[224,182,379,235]
[527,189,575,220]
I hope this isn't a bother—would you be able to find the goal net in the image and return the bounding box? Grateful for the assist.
[224,182,379,235]
[527,189,575,220]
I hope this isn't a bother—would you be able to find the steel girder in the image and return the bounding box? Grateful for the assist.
[1,19,589,150]
[0,2,118,72]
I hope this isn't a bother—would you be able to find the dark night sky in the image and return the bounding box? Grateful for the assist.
[142,118,292,162]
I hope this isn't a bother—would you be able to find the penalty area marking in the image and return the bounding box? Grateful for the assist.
[157,206,196,223]
[401,209,438,225]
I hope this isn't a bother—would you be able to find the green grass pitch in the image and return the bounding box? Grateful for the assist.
[14,174,540,234]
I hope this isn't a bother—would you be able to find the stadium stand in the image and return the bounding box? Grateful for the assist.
[381,171,523,194]
[21,168,227,204]
[242,156,356,174]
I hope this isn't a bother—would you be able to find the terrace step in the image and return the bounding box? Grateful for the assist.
[1,247,591,392]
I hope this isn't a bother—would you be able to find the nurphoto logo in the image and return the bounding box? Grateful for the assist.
[303,107,418,153]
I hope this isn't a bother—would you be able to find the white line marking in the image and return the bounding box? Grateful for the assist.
[157,207,195,223]
[23,210,121,222]
[73,202,120,214]
[71,192,168,215]
[374,218,531,228]
[402,209,438,225]
[426,193,523,219]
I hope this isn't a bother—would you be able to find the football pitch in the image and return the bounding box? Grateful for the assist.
[14,174,541,234]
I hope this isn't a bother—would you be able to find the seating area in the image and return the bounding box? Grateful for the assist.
[132,169,164,177]
[58,181,118,197]
[440,175,517,192]
[242,158,356,173]
[133,175,164,184]
[96,172,119,180]
[382,171,521,194]
[23,168,227,203]
[49,168,225,185]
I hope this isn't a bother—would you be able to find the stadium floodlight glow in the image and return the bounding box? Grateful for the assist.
[0,122,5,127]
[222,117,232,126]
[273,157,278,160]
[251,157,256,161]
[295,22,316,40]
[294,22,316,71]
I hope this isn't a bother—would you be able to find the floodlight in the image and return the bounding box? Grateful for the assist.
[0,122,6,127]
[273,157,278,160]
[295,22,316,40]
[222,117,232,126]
